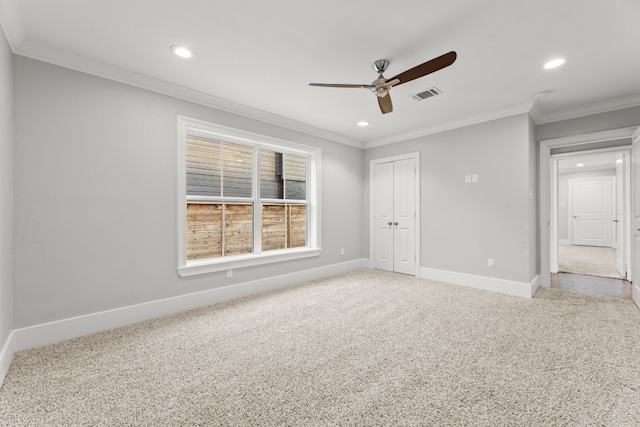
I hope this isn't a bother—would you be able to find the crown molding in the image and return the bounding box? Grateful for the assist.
[539,93,640,124]
[528,99,543,124]
[0,0,26,50]
[364,101,535,149]
[12,39,365,149]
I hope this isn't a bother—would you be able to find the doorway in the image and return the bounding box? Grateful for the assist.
[552,151,633,299]
[554,153,626,280]
[539,127,637,301]
[369,152,421,277]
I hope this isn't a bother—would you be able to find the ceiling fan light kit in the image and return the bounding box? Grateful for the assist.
[309,51,457,114]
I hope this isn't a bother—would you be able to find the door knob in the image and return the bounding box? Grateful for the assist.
[393,222,398,226]
[387,221,392,226]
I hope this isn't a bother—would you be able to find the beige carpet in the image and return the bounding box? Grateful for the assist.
[1,269,639,426]
[559,244,622,279]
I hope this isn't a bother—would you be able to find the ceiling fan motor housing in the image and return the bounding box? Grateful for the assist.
[372,76,390,97]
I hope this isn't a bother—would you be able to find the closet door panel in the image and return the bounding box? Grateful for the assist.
[374,162,394,271]
[393,158,415,275]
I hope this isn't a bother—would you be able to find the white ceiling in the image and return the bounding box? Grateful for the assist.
[1,0,640,148]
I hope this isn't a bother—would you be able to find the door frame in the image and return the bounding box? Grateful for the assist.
[567,176,614,248]
[550,148,630,275]
[369,152,421,277]
[539,127,636,286]
[632,127,640,307]
[613,152,630,277]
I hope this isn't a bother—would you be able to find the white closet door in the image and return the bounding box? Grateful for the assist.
[393,158,416,275]
[373,159,416,275]
[374,162,394,271]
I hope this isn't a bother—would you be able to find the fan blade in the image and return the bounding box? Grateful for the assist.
[387,51,457,86]
[309,83,374,89]
[378,94,393,114]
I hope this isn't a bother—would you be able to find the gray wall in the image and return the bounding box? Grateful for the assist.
[363,113,535,284]
[537,106,640,141]
[13,56,364,328]
[557,169,615,241]
[10,54,640,331]
[0,30,13,349]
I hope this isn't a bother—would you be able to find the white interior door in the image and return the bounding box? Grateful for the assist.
[373,159,416,275]
[571,178,613,247]
[373,162,394,272]
[631,128,640,308]
[615,160,625,277]
[393,158,416,275]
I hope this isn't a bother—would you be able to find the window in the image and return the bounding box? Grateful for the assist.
[178,117,321,277]
[260,150,308,251]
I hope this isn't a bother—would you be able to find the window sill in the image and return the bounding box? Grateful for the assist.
[178,247,322,277]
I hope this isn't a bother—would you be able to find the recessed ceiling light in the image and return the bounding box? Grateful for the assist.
[544,58,565,69]
[171,45,193,58]
[576,163,584,167]
[357,121,370,127]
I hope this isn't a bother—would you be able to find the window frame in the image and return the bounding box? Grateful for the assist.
[177,116,321,277]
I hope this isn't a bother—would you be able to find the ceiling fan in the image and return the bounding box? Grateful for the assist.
[309,51,457,114]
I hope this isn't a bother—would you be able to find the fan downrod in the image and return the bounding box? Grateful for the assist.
[372,59,389,74]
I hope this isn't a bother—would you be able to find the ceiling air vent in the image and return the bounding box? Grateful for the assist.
[412,87,442,101]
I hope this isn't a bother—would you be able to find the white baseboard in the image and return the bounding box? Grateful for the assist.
[420,267,535,298]
[12,258,368,354]
[0,331,15,388]
[559,239,570,246]
[530,275,541,297]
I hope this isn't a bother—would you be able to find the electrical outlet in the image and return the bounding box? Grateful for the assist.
[340,248,345,256]
[465,175,471,184]
[227,269,233,278]
[487,259,495,269]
